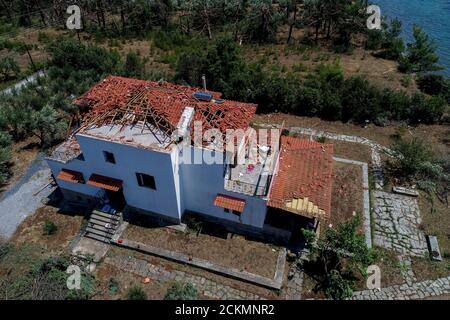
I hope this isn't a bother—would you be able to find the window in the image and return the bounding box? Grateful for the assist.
[103,151,116,164]
[136,172,156,190]
[224,208,241,215]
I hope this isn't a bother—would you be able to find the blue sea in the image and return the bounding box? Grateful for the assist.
[372,0,450,76]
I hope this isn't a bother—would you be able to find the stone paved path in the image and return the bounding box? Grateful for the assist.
[105,255,266,300]
[286,260,305,300]
[373,191,428,257]
[351,276,450,300]
[398,256,417,285]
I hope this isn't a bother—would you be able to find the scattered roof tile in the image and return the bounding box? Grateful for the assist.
[74,76,257,142]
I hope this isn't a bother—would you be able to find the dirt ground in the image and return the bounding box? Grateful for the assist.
[10,205,85,255]
[330,161,364,228]
[253,114,450,155]
[289,131,373,163]
[375,248,405,288]
[247,24,419,95]
[123,223,280,279]
[417,192,450,258]
[0,137,40,195]
[411,257,450,282]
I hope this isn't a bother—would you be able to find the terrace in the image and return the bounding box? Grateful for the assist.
[224,144,278,197]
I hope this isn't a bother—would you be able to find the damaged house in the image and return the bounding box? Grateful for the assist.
[46,76,333,245]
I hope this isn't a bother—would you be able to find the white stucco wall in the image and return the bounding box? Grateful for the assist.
[48,134,181,221]
[48,135,268,229]
[179,146,268,229]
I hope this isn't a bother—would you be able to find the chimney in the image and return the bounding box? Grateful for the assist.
[202,74,207,91]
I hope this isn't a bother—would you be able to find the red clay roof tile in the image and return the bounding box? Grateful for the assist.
[87,173,123,192]
[74,76,257,137]
[214,194,246,213]
[267,136,333,220]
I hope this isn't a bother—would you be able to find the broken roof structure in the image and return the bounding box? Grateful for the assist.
[268,136,334,220]
[72,75,257,151]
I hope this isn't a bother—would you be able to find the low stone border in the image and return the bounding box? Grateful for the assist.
[350,276,450,300]
[111,238,286,290]
[333,157,372,248]
[105,255,266,300]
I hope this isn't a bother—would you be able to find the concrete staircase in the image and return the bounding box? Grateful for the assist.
[84,209,121,243]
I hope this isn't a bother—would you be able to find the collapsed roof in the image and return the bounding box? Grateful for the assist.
[73,75,257,149]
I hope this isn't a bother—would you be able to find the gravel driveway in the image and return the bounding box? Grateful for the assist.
[0,154,55,239]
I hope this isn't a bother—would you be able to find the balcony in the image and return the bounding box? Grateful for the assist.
[224,148,277,197]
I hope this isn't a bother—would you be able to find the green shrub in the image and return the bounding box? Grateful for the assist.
[401,75,412,88]
[391,137,433,178]
[108,278,120,295]
[126,286,147,300]
[164,282,198,300]
[43,220,57,235]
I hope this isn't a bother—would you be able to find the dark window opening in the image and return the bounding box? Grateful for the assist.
[224,208,241,216]
[136,172,156,190]
[103,151,116,164]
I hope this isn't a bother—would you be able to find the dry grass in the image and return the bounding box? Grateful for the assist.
[253,114,450,155]
[94,262,173,300]
[244,33,419,95]
[123,222,280,279]
[411,257,450,282]
[330,161,364,229]
[10,205,85,255]
[375,248,404,287]
[0,137,40,195]
[417,192,450,257]
[107,246,283,299]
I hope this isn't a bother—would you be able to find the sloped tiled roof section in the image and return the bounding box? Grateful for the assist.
[267,136,333,220]
[214,194,246,213]
[73,75,257,136]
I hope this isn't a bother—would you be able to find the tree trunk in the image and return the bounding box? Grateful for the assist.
[204,6,212,40]
[287,5,297,44]
[120,7,126,32]
[25,46,36,71]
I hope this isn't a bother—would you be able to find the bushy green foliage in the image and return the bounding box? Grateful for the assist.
[122,52,144,78]
[241,0,282,43]
[108,277,120,296]
[0,57,20,81]
[417,74,450,103]
[399,25,442,73]
[175,38,447,125]
[302,217,376,300]
[367,18,405,61]
[0,131,11,184]
[43,219,57,235]
[164,282,198,300]
[0,245,96,300]
[46,38,121,94]
[391,137,434,178]
[126,286,147,300]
